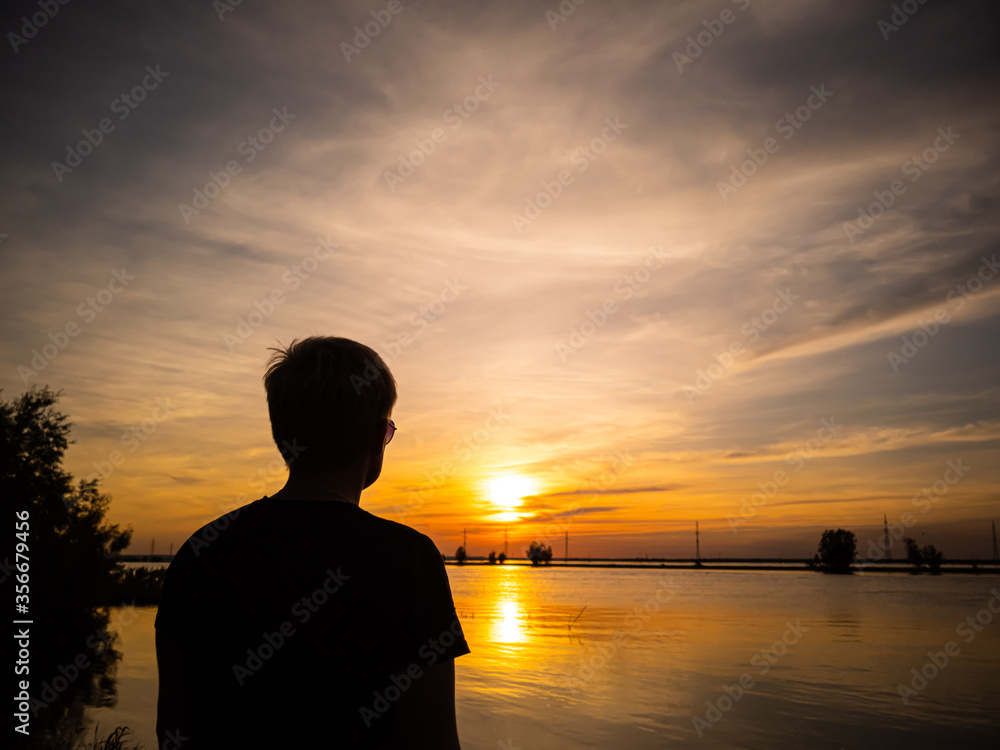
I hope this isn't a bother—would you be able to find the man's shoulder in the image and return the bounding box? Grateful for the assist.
[173,498,439,559]
[361,508,434,542]
[173,498,263,561]
[162,500,445,593]
[357,508,443,560]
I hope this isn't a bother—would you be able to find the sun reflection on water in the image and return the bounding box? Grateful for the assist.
[494,599,526,643]
[490,567,528,645]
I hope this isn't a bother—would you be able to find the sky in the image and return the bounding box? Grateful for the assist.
[2,0,999,559]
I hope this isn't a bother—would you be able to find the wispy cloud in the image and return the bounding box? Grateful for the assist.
[2,0,998,557]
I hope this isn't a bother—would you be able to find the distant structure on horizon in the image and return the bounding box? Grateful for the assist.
[883,514,893,561]
[565,530,569,560]
[695,521,702,566]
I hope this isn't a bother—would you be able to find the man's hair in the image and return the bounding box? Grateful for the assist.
[263,337,396,465]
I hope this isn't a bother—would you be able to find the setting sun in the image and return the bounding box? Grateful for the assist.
[487,475,535,511]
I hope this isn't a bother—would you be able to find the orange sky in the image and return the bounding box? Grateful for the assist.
[2,0,999,558]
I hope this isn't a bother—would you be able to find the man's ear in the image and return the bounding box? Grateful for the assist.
[370,418,388,454]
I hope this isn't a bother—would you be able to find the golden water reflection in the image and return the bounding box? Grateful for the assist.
[493,599,526,643]
[489,566,528,645]
[77,572,1000,749]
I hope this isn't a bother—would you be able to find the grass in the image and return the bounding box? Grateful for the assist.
[75,725,142,750]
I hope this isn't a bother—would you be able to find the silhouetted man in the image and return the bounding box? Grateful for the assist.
[156,337,468,749]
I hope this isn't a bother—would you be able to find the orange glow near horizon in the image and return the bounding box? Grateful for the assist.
[11,2,998,563]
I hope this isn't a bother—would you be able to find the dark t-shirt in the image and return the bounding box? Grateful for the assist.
[154,497,469,749]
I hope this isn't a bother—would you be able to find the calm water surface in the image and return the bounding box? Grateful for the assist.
[85,567,1000,748]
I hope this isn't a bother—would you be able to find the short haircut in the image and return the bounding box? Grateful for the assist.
[263,337,396,465]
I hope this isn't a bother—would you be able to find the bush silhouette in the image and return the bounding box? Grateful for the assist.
[813,528,856,574]
[526,541,553,565]
[903,537,943,573]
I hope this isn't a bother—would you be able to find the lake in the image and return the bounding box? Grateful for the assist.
[82,566,1000,748]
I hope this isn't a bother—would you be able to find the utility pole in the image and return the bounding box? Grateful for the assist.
[565,530,569,561]
[695,521,701,566]
[883,514,893,561]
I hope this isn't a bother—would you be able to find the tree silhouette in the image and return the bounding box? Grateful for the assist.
[2,386,133,746]
[903,537,923,567]
[454,545,467,564]
[526,541,553,565]
[488,551,497,564]
[903,537,943,573]
[923,544,943,573]
[497,552,507,564]
[2,387,133,611]
[813,528,856,574]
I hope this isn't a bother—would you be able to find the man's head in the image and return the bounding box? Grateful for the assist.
[263,337,396,475]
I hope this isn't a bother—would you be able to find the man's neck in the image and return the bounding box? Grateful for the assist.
[270,486,359,504]
[271,464,367,504]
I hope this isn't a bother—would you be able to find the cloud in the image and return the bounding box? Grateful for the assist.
[2,0,999,557]
[540,485,685,499]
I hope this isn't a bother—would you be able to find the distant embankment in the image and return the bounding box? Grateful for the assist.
[117,554,174,563]
[444,558,1000,573]
[114,554,1000,573]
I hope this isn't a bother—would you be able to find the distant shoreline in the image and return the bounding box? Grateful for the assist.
[116,554,1000,573]
[440,560,1000,573]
